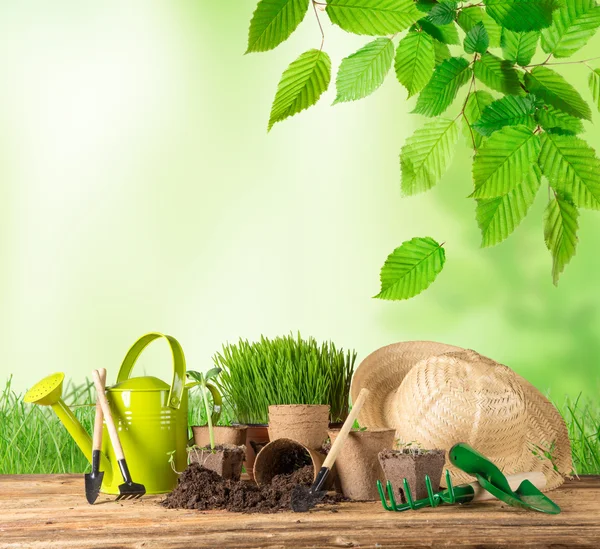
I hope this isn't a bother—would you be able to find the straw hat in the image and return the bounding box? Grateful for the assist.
[350,342,571,490]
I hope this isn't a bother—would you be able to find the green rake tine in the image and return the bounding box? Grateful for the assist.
[377,480,394,511]
[443,470,455,504]
[424,475,439,508]
[403,478,416,510]
[387,480,400,511]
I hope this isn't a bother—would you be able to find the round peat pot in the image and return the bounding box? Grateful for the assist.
[254,438,334,489]
[237,424,269,481]
[192,425,247,448]
[268,405,329,449]
[378,449,446,501]
[328,428,395,501]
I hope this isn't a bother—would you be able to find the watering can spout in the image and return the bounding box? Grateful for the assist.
[24,373,113,484]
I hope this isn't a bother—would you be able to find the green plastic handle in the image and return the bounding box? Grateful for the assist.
[116,332,186,410]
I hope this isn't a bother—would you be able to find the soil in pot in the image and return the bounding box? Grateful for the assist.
[378,448,446,502]
[328,428,395,501]
[268,405,329,449]
[162,462,344,513]
[192,425,247,448]
[239,424,269,481]
[188,444,245,481]
[253,438,334,489]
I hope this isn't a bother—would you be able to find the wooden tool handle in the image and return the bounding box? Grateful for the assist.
[92,368,106,452]
[92,369,125,461]
[323,388,370,469]
[470,471,547,502]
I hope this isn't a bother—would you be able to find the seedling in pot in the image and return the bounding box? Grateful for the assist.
[187,368,222,450]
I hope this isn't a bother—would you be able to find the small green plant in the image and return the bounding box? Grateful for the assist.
[186,368,223,450]
[215,333,356,425]
[246,0,600,299]
[394,440,427,455]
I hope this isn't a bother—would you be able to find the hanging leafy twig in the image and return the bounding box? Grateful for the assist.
[245,0,600,296]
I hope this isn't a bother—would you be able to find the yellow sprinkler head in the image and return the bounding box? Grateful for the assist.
[24,372,65,406]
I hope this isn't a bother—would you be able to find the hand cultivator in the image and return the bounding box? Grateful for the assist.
[378,443,561,515]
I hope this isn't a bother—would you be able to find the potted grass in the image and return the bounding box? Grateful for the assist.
[187,368,245,480]
[378,442,446,501]
[215,333,356,479]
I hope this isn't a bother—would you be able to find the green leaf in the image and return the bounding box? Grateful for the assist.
[433,38,452,65]
[472,125,541,198]
[464,22,490,54]
[418,19,461,44]
[428,1,458,25]
[326,0,421,35]
[476,164,541,247]
[539,132,600,209]
[417,0,437,12]
[268,49,331,131]
[186,370,205,384]
[375,237,446,300]
[247,0,310,53]
[544,191,579,285]
[205,367,222,382]
[458,7,502,47]
[413,57,472,117]
[501,29,539,66]
[589,69,600,111]
[395,32,435,97]
[334,38,394,104]
[473,53,523,95]
[524,66,592,120]
[401,118,460,195]
[484,0,560,32]
[463,90,495,149]
[541,0,600,58]
[535,105,584,134]
[473,95,537,136]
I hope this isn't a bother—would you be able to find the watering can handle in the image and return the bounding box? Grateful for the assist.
[116,332,186,410]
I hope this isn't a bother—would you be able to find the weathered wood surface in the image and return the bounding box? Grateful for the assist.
[0,475,599,548]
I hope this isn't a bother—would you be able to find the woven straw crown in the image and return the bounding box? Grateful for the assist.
[350,342,571,490]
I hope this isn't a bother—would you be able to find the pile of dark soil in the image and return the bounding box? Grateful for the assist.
[162,462,343,513]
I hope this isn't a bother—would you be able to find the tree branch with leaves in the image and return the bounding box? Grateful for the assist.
[246,0,600,299]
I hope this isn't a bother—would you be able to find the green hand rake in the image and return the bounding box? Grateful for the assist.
[378,443,560,514]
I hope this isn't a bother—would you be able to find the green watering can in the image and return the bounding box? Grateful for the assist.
[24,333,190,494]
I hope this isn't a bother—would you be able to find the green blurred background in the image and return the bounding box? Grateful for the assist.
[0,1,598,400]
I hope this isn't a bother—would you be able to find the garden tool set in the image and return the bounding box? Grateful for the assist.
[378,443,561,514]
[91,369,146,501]
[24,332,192,498]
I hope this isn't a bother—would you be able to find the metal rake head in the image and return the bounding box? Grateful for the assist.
[115,480,146,501]
[377,470,472,512]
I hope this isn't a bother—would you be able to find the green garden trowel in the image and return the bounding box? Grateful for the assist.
[378,443,560,514]
[448,443,561,514]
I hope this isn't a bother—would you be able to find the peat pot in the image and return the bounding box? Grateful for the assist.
[188,444,246,480]
[236,424,269,481]
[268,405,329,449]
[254,438,334,489]
[378,448,446,501]
[192,425,247,448]
[328,428,395,501]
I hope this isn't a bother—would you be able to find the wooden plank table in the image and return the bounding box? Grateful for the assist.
[0,475,599,548]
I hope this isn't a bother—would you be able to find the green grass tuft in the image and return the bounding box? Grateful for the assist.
[556,395,600,476]
[214,333,356,425]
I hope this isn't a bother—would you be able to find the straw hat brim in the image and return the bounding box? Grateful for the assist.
[350,342,571,491]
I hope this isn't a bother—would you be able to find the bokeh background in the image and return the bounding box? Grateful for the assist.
[0,1,598,400]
